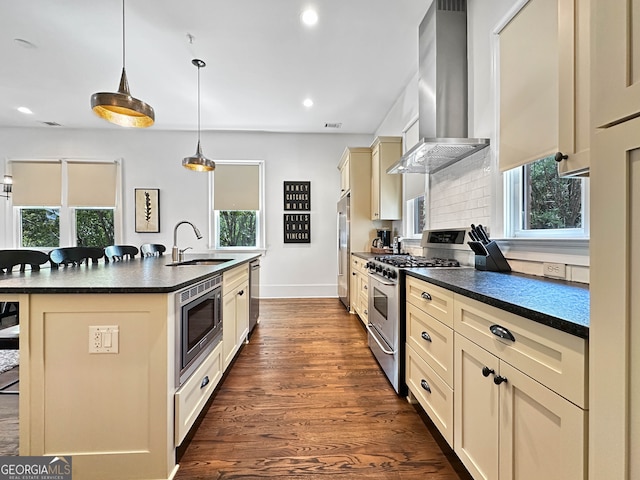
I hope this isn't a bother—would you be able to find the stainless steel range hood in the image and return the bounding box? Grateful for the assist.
[387,0,489,175]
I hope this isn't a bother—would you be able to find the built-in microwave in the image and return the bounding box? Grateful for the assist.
[175,275,223,386]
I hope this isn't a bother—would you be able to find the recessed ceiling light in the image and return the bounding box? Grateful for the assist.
[303,98,314,108]
[301,9,318,26]
[17,106,33,115]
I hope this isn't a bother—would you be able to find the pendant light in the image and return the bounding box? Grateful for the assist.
[90,0,154,128]
[182,59,215,171]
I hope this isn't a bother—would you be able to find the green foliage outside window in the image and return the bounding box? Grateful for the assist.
[21,208,60,248]
[219,211,257,247]
[524,156,582,229]
[76,209,114,247]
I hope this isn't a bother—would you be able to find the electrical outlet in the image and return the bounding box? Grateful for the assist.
[89,326,119,354]
[543,262,566,279]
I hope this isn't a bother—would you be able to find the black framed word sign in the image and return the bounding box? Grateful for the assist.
[284,213,311,243]
[284,181,311,211]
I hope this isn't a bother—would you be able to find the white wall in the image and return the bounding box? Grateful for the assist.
[0,127,372,297]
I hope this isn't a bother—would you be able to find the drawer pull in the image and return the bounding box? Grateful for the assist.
[494,375,508,385]
[200,376,210,389]
[421,331,432,342]
[482,366,495,378]
[421,292,432,301]
[490,324,515,342]
[420,379,431,394]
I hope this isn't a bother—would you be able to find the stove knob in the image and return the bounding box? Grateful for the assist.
[376,265,383,273]
[388,269,397,279]
[385,268,393,278]
[365,262,371,269]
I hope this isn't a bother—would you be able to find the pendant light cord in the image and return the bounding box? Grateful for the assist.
[121,0,126,69]
[197,63,201,144]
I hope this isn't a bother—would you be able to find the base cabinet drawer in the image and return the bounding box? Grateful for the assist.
[406,343,453,447]
[175,341,223,445]
[406,302,454,386]
[406,276,454,327]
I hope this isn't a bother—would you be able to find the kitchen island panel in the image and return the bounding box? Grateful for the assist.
[24,293,176,480]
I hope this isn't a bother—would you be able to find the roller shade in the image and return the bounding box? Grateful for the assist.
[67,162,117,207]
[11,161,62,206]
[499,0,558,171]
[214,164,260,211]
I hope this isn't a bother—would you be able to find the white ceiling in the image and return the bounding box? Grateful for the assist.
[0,0,431,134]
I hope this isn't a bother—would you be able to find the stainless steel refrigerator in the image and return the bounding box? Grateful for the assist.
[337,194,350,309]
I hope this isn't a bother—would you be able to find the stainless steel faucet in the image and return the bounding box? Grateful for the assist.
[172,221,202,262]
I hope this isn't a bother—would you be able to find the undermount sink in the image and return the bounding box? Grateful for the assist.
[167,258,233,267]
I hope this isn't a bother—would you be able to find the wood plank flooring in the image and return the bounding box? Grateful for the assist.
[175,298,472,480]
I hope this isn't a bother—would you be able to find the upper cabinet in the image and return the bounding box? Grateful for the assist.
[338,153,350,198]
[498,0,590,177]
[370,136,402,220]
[591,1,640,128]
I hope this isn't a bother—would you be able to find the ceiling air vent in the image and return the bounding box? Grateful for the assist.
[40,121,62,127]
[324,122,342,129]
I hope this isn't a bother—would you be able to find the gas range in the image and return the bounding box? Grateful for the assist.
[366,255,461,282]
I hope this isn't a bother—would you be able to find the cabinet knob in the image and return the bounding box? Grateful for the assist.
[364,309,368,315]
[364,285,368,290]
[554,151,569,162]
[421,331,432,342]
[200,376,210,389]
[421,292,432,301]
[494,375,508,385]
[420,379,431,394]
[482,366,495,377]
[238,289,245,296]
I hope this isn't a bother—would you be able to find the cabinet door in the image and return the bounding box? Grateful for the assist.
[371,145,381,220]
[592,0,640,128]
[340,156,350,196]
[236,280,249,345]
[557,0,589,177]
[590,115,640,480]
[498,362,586,480]
[222,291,237,370]
[454,334,499,480]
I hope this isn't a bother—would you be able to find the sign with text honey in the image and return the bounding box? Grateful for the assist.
[283,181,311,211]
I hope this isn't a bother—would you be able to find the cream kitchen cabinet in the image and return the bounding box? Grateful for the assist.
[453,296,587,480]
[350,255,369,324]
[370,136,402,220]
[499,0,590,177]
[222,264,249,370]
[405,276,455,446]
[591,1,640,129]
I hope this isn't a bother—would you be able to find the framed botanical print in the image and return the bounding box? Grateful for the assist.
[135,188,160,233]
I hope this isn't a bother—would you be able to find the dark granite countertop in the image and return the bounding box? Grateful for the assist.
[406,268,589,338]
[0,252,260,294]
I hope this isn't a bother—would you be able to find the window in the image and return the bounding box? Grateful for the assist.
[504,155,588,238]
[406,195,426,237]
[20,208,60,248]
[212,162,264,249]
[10,159,121,248]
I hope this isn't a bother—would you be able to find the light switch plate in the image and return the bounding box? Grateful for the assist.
[89,325,119,354]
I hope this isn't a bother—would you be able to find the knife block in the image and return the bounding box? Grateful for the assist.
[470,240,511,272]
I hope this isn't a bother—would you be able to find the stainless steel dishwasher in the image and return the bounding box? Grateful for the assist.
[249,259,260,335]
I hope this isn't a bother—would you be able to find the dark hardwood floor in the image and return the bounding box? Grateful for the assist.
[175,298,472,480]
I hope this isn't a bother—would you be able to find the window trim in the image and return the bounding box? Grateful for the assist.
[209,160,265,251]
[503,162,589,240]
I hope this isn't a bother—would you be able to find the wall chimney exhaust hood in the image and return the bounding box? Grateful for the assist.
[387,0,489,175]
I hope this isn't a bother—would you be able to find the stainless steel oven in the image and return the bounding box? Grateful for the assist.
[366,251,463,395]
[367,271,402,393]
[175,275,223,386]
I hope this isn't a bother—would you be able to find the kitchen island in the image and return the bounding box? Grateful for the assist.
[0,252,259,480]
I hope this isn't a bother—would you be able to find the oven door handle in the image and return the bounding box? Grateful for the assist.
[366,323,396,355]
[368,274,396,286]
